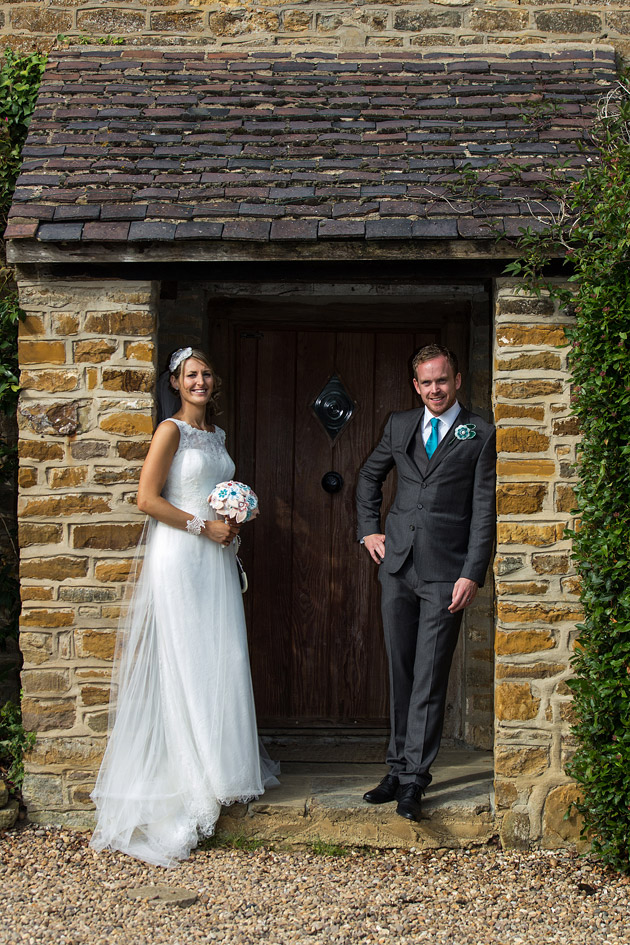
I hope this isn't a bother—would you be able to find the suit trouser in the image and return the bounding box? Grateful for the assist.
[379,553,463,789]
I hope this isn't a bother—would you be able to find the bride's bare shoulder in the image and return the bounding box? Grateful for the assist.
[147,418,181,456]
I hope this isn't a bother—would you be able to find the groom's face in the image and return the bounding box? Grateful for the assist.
[413,356,461,416]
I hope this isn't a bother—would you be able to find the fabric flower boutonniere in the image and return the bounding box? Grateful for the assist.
[454,423,477,441]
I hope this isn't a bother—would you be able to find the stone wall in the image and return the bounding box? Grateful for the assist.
[16,276,157,825]
[14,271,587,843]
[493,279,583,849]
[0,0,629,58]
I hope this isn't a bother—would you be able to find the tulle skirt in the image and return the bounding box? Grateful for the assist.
[90,519,279,867]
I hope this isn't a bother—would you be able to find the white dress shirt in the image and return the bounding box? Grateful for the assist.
[421,401,462,447]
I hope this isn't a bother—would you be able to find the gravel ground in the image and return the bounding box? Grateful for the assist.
[2,823,630,945]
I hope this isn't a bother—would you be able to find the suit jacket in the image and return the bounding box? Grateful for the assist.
[356,405,496,586]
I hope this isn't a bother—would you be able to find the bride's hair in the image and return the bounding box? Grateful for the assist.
[168,347,223,419]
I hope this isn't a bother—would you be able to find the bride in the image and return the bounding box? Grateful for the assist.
[90,346,278,867]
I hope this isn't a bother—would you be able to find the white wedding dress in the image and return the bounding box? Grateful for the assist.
[90,419,278,867]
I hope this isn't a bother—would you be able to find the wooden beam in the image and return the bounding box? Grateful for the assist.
[7,238,524,266]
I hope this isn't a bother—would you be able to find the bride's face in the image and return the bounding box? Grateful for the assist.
[171,358,214,406]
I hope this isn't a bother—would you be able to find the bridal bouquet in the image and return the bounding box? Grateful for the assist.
[208,481,259,524]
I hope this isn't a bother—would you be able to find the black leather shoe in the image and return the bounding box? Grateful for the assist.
[396,783,424,821]
[363,774,400,804]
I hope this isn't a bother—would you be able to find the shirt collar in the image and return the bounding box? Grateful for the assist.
[423,401,461,432]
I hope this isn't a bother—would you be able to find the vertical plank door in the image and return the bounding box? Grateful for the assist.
[234,323,458,726]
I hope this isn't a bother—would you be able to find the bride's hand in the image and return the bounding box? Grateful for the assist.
[204,519,240,546]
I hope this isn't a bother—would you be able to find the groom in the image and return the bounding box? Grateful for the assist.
[356,344,496,821]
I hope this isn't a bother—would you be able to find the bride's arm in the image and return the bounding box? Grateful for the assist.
[136,423,238,545]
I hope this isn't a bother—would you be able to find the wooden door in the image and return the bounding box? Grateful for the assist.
[214,301,469,727]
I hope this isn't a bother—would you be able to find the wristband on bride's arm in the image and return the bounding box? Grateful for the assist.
[186,515,205,536]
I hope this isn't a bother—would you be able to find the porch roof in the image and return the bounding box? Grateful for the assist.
[5,45,617,263]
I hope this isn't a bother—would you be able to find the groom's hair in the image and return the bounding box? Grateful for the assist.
[412,344,459,378]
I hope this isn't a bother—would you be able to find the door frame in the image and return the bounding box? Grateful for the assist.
[204,279,494,742]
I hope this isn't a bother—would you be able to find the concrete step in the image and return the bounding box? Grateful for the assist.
[216,747,495,850]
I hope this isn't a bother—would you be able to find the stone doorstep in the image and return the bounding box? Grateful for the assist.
[216,747,495,850]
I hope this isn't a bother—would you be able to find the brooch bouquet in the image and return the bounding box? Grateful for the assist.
[208,481,259,523]
[454,423,476,441]
[208,481,258,592]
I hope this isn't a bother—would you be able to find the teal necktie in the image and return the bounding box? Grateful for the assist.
[425,417,440,459]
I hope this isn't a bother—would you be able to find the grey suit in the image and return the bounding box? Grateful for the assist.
[356,404,496,788]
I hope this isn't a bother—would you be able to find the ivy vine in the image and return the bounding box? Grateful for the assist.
[0,48,46,797]
[0,46,46,630]
[506,76,630,873]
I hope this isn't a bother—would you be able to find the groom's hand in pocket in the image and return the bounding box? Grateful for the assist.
[364,534,386,564]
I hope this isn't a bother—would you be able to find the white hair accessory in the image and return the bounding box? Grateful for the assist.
[169,347,193,374]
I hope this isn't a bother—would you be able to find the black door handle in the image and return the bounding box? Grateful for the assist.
[321,471,344,494]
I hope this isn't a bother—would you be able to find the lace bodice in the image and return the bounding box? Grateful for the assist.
[161,418,235,519]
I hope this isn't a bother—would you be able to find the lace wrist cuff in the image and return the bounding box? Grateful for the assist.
[185,515,205,536]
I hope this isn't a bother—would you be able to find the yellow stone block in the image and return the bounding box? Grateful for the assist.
[496,581,549,595]
[498,602,582,624]
[552,416,580,436]
[76,629,116,661]
[73,339,117,363]
[557,699,577,724]
[21,669,70,695]
[18,440,64,461]
[496,380,563,399]
[18,467,38,488]
[494,404,545,422]
[84,311,155,335]
[94,559,135,582]
[20,609,74,628]
[102,605,123,619]
[100,412,154,436]
[555,484,577,513]
[102,368,154,393]
[497,428,550,454]
[496,324,569,348]
[495,628,555,655]
[495,745,549,778]
[18,523,63,546]
[125,341,155,362]
[18,315,45,337]
[561,576,582,596]
[48,466,89,489]
[52,313,80,335]
[28,736,104,768]
[497,522,564,546]
[496,661,566,679]
[496,482,547,514]
[19,494,111,517]
[20,556,88,581]
[94,466,142,485]
[495,682,540,721]
[81,685,110,707]
[18,340,66,364]
[21,697,76,732]
[531,553,569,574]
[542,783,585,848]
[496,459,555,478]
[19,631,53,665]
[117,441,151,461]
[494,779,518,810]
[20,586,54,601]
[20,370,80,393]
[495,352,562,372]
[72,523,143,550]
